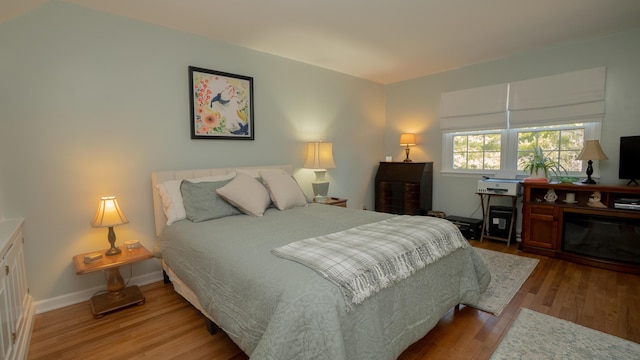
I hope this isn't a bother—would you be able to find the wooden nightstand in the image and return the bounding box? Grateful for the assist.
[73,245,153,318]
[315,197,348,207]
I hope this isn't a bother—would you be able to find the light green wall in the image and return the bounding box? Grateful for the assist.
[385,28,640,220]
[0,3,385,302]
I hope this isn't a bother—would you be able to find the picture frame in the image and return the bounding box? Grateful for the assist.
[189,66,254,140]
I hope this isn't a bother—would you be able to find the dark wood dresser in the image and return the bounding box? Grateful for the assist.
[374,162,433,215]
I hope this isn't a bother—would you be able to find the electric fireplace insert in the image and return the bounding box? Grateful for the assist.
[562,212,640,265]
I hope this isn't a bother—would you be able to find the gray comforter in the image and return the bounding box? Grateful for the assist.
[157,204,491,360]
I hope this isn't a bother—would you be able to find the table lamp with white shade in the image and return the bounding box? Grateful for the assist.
[576,140,608,184]
[400,133,416,163]
[90,196,129,256]
[303,141,336,202]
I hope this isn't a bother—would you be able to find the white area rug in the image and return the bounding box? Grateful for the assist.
[491,308,640,359]
[465,248,539,316]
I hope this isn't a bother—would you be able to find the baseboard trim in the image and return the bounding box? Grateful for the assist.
[33,271,164,314]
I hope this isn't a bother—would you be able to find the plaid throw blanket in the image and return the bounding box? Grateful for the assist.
[272,215,469,310]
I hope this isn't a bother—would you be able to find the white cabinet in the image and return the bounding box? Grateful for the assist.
[0,219,33,360]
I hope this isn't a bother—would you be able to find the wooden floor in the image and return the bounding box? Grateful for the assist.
[28,240,640,360]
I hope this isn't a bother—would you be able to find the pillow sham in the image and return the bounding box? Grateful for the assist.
[180,179,242,222]
[259,170,308,210]
[156,172,235,225]
[216,172,272,216]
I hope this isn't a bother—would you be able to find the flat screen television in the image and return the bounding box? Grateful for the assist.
[619,135,640,185]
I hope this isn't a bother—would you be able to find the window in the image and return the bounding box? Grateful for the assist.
[442,122,600,176]
[516,125,584,172]
[453,132,501,170]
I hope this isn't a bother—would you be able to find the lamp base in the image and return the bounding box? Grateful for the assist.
[105,246,122,256]
[581,160,596,184]
[403,146,412,162]
[312,169,330,200]
[105,226,122,256]
[313,195,328,203]
[312,181,330,200]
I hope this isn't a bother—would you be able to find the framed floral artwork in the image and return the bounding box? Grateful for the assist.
[189,66,254,140]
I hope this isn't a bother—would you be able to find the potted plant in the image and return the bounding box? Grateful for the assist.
[521,145,567,182]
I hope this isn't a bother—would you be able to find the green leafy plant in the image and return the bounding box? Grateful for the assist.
[558,176,579,184]
[521,146,567,179]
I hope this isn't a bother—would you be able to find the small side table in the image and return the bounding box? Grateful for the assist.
[73,245,153,318]
[315,197,348,207]
[476,192,519,246]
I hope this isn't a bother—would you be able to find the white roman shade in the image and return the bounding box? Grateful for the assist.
[508,67,606,127]
[439,83,508,131]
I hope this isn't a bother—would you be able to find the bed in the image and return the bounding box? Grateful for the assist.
[151,165,491,360]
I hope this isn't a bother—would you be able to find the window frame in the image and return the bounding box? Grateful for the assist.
[442,122,602,178]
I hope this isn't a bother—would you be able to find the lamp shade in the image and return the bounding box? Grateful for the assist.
[399,133,416,146]
[303,142,336,169]
[576,140,608,160]
[91,196,129,228]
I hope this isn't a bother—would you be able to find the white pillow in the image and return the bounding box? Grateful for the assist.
[216,172,272,216]
[156,172,236,225]
[259,170,307,210]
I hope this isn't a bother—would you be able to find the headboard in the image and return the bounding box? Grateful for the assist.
[151,165,293,237]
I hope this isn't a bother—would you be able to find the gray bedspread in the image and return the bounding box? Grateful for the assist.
[157,204,491,360]
[272,215,471,310]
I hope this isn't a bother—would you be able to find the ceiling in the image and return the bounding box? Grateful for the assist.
[3,0,640,84]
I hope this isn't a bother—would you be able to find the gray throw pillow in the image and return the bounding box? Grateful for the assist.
[180,179,242,222]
